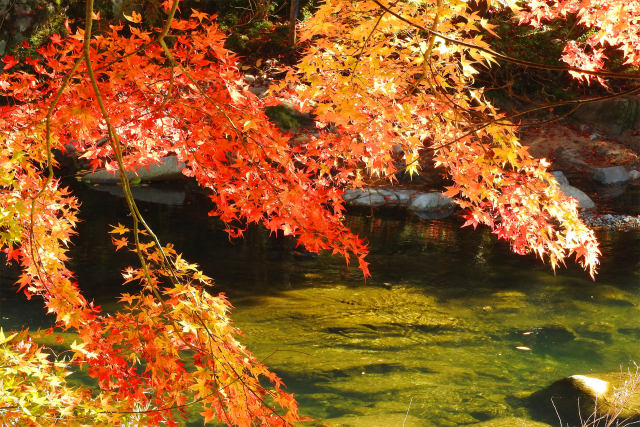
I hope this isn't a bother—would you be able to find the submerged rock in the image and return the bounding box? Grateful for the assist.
[326,413,425,427]
[467,417,552,426]
[83,155,185,183]
[508,325,576,353]
[526,373,640,426]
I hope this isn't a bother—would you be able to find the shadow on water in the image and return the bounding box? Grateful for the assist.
[1,179,640,426]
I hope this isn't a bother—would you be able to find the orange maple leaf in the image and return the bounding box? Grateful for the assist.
[111,236,128,251]
[109,223,129,235]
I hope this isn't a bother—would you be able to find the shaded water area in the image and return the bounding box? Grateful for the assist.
[1,181,640,426]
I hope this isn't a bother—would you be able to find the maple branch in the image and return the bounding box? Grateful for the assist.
[152,4,294,422]
[350,8,386,76]
[367,83,640,186]
[82,0,154,288]
[370,0,640,81]
[27,54,84,305]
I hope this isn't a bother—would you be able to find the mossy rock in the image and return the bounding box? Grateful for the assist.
[525,373,640,426]
[325,413,426,427]
[466,417,552,426]
[264,104,315,131]
[571,97,640,136]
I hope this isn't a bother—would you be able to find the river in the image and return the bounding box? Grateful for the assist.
[1,181,639,426]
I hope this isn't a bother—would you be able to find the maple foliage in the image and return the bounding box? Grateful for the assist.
[517,0,640,82]
[283,0,602,276]
[0,0,635,424]
[0,0,322,424]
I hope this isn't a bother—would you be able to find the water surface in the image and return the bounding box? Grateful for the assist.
[1,182,639,426]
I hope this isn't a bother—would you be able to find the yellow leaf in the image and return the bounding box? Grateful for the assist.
[124,10,142,24]
[109,223,129,235]
[0,328,17,345]
[502,0,522,13]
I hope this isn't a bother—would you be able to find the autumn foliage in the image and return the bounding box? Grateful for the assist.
[1,0,636,424]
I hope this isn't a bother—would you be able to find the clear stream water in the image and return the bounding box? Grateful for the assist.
[1,181,639,426]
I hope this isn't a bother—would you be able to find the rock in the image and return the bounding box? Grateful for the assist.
[555,146,597,173]
[343,188,416,207]
[594,182,628,199]
[507,325,576,354]
[326,413,424,427]
[248,85,268,97]
[571,97,640,136]
[409,192,454,212]
[630,170,640,180]
[551,171,570,186]
[593,166,630,185]
[264,104,314,131]
[550,170,595,209]
[559,184,596,209]
[466,417,552,426]
[526,373,640,426]
[82,155,185,183]
[581,213,640,231]
[343,188,455,216]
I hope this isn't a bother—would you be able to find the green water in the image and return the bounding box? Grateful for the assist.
[1,182,639,426]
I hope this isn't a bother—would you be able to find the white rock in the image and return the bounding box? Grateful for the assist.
[551,171,569,186]
[560,184,595,209]
[343,188,415,207]
[630,169,640,180]
[408,192,454,212]
[593,166,630,185]
[83,155,185,183]
[569,375,611,398]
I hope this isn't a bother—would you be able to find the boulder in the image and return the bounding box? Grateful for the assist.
[343,188,455,216]
[551,171,570,186]
[630,170,640,180]
[82,155,185,183]
[571,97,640,136]
[559,184,596,209]
[248,85,268,97]
[526,373,640,426]
[343,188,416,207]
[593,166,630,185]
[408,192,454,212]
